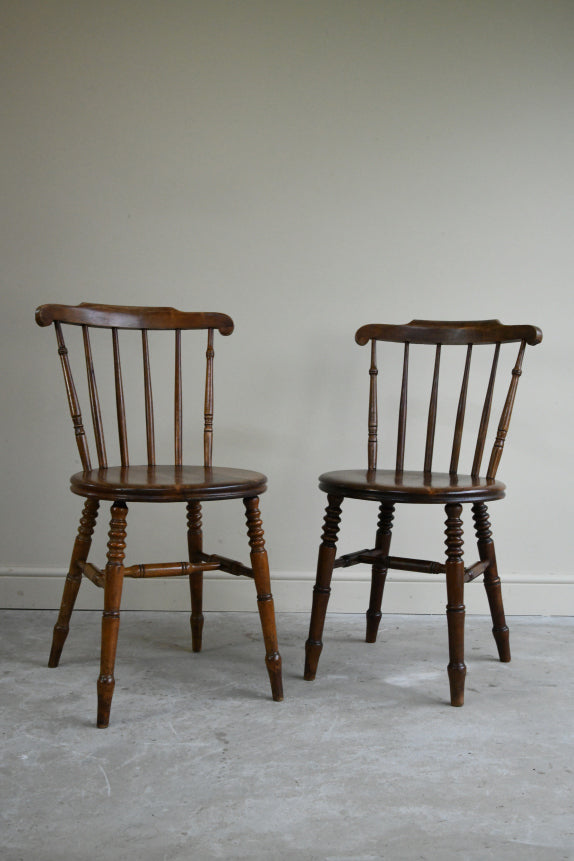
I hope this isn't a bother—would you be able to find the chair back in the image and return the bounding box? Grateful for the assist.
[36,303,234,471]
[354,319,542,478]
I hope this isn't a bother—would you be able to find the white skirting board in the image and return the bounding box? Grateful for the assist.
[0,568,572,615]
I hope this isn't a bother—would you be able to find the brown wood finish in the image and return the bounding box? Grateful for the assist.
[37,302,282,726]
[396,343,409,473]
[70,465,267,502]
[83,326,107,468]
[472,501,510,661]
[112,328,129,467]
[174,329,182,466]
[449,344,472,475]
[367,340,378,471]
[424,344,441,473]
[244,497,283,702]
[355,319,542,346]
[486,339,527,480]
[97,501,128,728]
[304,494,343,681]
[48,498,100,667]
[444,502,466,707]
[36,303,234,333]
[471,343,500,477]
[204,328,215,468]
[365,503,395,643]
[306,318,541,707]
[187,500,204,653]
[54,321,92,471]
[141,330,155,466]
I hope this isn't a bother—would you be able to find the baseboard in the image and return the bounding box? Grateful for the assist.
[0,567,572,615]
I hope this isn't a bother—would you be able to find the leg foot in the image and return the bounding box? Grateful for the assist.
[304,494,343,680]
[244,497,284,701]
[97,675,115,728]
[49,499,99,667]
[445,503,466,707]
[448,660,467,708]
[365,503,394,643]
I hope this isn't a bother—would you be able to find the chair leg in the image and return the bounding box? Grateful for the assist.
[304,494,343,681]
[445,502,466,707]
[97,501,128,728]
[48,498,100,668]
[472,502,510,662]
[244,496,283,702]
[366,503,395,643]
[186,500,204,652]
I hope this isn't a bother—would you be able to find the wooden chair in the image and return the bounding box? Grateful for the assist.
[304,320,542,706]
[36,303,283,727]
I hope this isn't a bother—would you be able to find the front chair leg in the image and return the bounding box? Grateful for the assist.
[244,497,283,702]
[97,501,128,728]
[445,502,466,707]
[304,494,343,680]
[49,498,100,667]
[186,500,204,652]
[472,502,510,662]
[366,503,395,643]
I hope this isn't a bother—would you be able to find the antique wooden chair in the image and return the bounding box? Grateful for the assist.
[36,303,283,727]
[304,320,542,706]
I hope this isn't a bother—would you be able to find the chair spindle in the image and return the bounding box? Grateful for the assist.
[112,329,129,467]
[396,342,409,473]
[424,344,441,473]
[174,329,182,466]
[449,344,472,475]
[141,330,155,466]
[82,325,107,468]
[204,328,214,468]
[54,322,92,471]
[487,340,527,480]
[368,340,378,471]
[471,343,500,477]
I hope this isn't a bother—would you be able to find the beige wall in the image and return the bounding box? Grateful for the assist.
[1,1,572,612]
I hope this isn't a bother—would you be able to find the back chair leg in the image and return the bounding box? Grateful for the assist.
[186,500,204,652]
[445,502,466,707]
[97,501,128,728]
[244,497,283,702]
[472,502,510,662]
[49,498,100,668]
[366,503,395,643]
[304,494,343,680]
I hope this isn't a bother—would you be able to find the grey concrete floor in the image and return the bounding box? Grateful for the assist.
[1,610,573,860]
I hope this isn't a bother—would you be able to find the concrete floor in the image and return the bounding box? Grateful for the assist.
[1,610,573,860]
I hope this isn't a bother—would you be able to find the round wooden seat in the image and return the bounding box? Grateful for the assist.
[319,469,506,505]
[71,465,267,502]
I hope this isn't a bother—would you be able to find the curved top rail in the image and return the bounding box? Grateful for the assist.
[355,319,542,347]
[35,303,234,334]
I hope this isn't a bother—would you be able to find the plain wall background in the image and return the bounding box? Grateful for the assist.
[1,0,572,611]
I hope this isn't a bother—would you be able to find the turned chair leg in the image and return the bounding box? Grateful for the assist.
[472,502,510,662]
[244,496,283,702]
[366,503,395,643]
[97,501,128,728]
[186,500,204,652]
[304,494,343,680]
[49,498,100,668]
[445,502,466,707]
